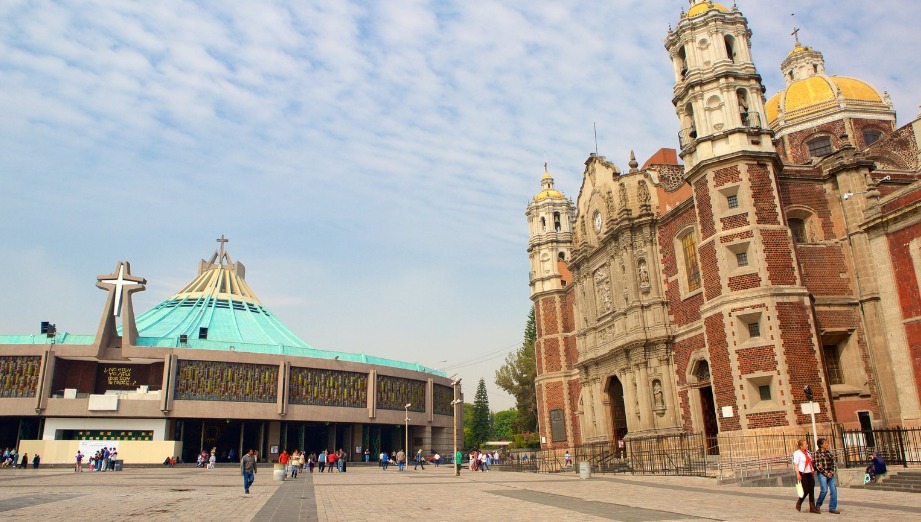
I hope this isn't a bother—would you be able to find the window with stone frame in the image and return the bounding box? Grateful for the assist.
[823,344,844,385]
[807,136,834,158]
[681,231,702,292]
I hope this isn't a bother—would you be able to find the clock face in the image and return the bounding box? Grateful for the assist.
[594,211,603,232]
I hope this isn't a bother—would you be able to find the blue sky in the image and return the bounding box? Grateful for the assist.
[2,1,919,410]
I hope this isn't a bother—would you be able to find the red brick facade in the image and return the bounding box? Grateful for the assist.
[776,300,831,424]
[704,313,741,431]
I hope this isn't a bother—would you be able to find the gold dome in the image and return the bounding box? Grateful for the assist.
[686,2,728,17]
[766,75,887,128]
[534,189,564,201]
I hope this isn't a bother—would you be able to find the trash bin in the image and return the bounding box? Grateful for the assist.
[578,461,591,479]
[273,463,286,481]
[113,460,123,471]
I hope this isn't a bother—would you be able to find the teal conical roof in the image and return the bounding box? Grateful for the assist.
[131,244,311,348]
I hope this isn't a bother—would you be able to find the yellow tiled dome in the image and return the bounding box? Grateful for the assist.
[687,2,728,17]
[534,189,564,201]
[766,75,887,128]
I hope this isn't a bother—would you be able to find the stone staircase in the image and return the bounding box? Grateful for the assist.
[851,470,921,493]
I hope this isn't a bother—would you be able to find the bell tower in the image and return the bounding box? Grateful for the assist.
[526,165,581,448]
[665,1,774,172]
[664,1,831,435]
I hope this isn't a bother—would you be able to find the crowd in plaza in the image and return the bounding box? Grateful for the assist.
[1,448,40,469]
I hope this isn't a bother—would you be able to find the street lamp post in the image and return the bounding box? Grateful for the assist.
[451,377,462,476]
[404,403,411,460]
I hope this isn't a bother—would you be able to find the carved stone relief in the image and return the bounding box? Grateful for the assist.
[593,266,613,315]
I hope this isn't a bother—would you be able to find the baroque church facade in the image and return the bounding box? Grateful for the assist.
[527,1,921,450]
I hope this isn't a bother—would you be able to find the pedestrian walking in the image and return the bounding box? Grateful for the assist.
[793,439,819,514]
[241,449,257,495]
[75,450,84,472]
[815,438,840,514]
[414,449,425,470]
[455,449,462,476]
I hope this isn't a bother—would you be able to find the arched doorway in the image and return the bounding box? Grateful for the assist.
[693,361,719,455]
[606,376,628,445]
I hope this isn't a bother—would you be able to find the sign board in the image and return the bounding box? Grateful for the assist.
[78,440,120,456]
[721,406,734,418]
[800,402,821,415]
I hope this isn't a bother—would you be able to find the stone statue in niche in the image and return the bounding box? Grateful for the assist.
[633,378,640,419]
[638,259,650,288]
[619,182,628,209]
[652,379,666,413]
[606,189,616,215]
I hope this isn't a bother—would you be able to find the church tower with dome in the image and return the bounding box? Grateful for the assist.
[527,0,921,456]
[526,166,581,447]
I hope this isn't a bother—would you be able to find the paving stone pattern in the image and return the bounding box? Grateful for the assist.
[0,465,919,521]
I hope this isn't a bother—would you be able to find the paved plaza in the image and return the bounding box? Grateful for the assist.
[0,464,918,521]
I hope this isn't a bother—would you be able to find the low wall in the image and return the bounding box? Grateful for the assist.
[17,440,183,465]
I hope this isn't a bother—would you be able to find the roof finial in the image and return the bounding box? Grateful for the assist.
[628,150,639,173]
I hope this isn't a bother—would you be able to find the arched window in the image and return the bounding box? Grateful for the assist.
[724,35,737,63]
[736,89,751,126]
[863,129,883,147]
[788,218,807,243]
[553,212,562,232]
[677,46,688,78]
[540,216,547,231]
[680,230,702,292]
[807,136,834,158]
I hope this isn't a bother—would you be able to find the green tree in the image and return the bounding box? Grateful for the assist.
[470,378,491,449]
[463,402,476,450]
[495,306,537,433]
[490,409,517,441]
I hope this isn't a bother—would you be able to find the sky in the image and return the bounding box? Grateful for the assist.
[2,1,920,412]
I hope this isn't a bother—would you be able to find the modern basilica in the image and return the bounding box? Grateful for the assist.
[527,1,921,451]
[0,240,462,464]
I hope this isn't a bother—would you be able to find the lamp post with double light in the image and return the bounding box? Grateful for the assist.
[451,377,462,476]
[404,403,411,459]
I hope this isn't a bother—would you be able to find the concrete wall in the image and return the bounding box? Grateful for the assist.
[18,439,182,465]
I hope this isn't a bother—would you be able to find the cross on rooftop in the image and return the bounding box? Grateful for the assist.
[217,235,229,264]
[792,26,800,46]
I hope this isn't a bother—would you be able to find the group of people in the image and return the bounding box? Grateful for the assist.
[196,447,218,469]
[468,449,499,472]
[376,449,441,471]
[1,449,40,469]
[793,438,888,515]
[279,448,348,476]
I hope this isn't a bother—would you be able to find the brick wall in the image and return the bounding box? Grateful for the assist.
[543,337,562,373]
[776,300,830,424]
[887,221,921,403]
[728,273,762,291]
[704,313,741,431]
[714,165,742,187]
[700,242,721,300]
[748,163,780,225]
[778,180,835,241]
[659,204,703,325]
[746,411,788,429]
[784,120,847,164]
[761,229,797,285]
[814,308,880,417]
[796,244,852,296]
[695,177,716,239]
[679,389,693,431]
[720,213,751,230]
[738,345,778,374]
[567,379,583,444]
